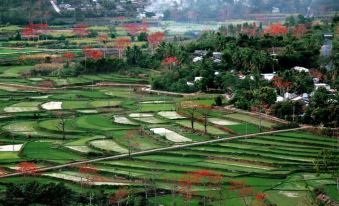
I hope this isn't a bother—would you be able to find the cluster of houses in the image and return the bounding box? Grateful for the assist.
[51,0,147,16]
[189,49,336,105]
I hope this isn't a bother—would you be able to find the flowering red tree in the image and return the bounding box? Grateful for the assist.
[88,50,104,60]
[82,47,103,60]
[293,24,308,38]
[148,32,165,53]
[124,130,140,157]
[79,164,97,186]
[109,187,129,206]
[272,76,292,95]
[73,23,89,38]
[162,57,178,65]
[22,23,49,41]
[117,16,126,23]
[263,23,288,36]
[22,25,35,40]
[114,37,131,58]
[190,170,223,205]
[123,23,140,38]
[17,162,37,178]
[34,23,49,36]
[242,22,257,37]
[179,170,223,205]
[310,69,324,81]
[0,167,6,176]
[83,46,93,58]
[140,21,149,33]
[178,174,194,204]
[63,52,75,67]
[162,56,178,70]
[98,34,109,58]
[228,180,254,206]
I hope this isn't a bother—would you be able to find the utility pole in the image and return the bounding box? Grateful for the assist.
[292,104,295,122]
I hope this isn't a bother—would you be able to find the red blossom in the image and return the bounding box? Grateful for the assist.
[293,24,308,38]
[263,23,288,36]
[310,69,324,80]
[162,56,178,65]
[79,165,97,175]
[73,23,89,38]
[123,23,141,36]
[63,52,75,61]
[272,76,292,90]
[17,162,37,175]
[88,50,103,60]
[109,187,129,205]
[148,32,165,47]
[82,47,103,60]
[98,34,109,43]
[256,192,266,200]
[140,21,149,33]
[22,26,34,38]
[117,16,126,21]
[114,37,131,58]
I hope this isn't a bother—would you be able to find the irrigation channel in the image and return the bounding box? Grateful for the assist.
[0,126,312,178]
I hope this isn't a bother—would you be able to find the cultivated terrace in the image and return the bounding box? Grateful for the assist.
[0,2,338,206]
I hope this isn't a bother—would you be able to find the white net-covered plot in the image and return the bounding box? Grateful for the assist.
[150,128,191,143]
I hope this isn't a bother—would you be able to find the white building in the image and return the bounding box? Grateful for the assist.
[262,73,276,81]
[293,66,309,73]
[194,77,203,82]
[315,83,331,91]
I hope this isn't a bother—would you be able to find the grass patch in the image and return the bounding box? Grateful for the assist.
[176,120,227,135]
[225,113,276,128]
[21,141,83,162]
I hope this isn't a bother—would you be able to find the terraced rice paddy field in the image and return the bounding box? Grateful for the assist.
[0,85,338,206]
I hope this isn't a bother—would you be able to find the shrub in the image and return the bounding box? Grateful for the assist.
[30,63,63,76]
[214,95,224,106]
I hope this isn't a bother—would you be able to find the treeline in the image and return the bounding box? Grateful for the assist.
[1,181,148,206]
[150,23,324,93]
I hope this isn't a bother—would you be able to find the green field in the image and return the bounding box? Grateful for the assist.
[0,73,336,205]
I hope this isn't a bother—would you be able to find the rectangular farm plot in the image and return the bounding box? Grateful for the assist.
[226,123,260,134]
[90,100,121,108]
[22,142,83,162]
[150,128,192,143]
[129,113,165,124]
[208,118,239,126]
[114,115,138,125]
[0,144,23,152]
[76,115,136,131]
[225,113,276,128]
[4,102,41,113]
[41,101,62,110]
[62,100,121,110]
[65,146,95,154]
[44,172,130,186]
[0,152,20,163]
[0,65,33,77]
[109,130,165,150]
[139,103,175,112]
[176,120,228,135]
[89,139,128,153]
[158,111,186,120]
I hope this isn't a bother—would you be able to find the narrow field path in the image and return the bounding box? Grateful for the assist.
[0,82,150,91]
[0,126,312,178]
